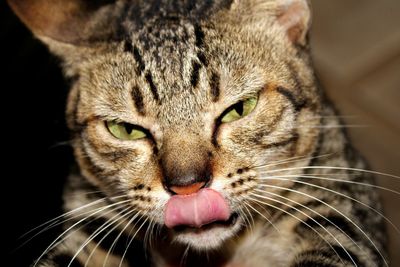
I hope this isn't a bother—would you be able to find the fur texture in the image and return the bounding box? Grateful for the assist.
[9,0,387,266]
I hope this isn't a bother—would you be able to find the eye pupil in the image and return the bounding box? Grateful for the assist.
[220,97,258,124]
[124,123,134,134]
[233,102,244,116]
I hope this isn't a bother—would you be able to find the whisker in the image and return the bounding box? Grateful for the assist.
[84,209,136,267]
[238,204,253,232]
[68,207,133,267]
[102,212,142,267]
[180,245,191,267]
[47,201,132,254]
[18,197,132,251]
[118,217,149,267]
[243,201,279,233]
[48,140,73,150]
[19,197,109,241]
[143,217,156,254]
[67,190,105,197]
[257,173,400,196]
[257,166,400,180]
[254,185,388,266]
[247,196,349,266]
[241,201,256,232]
[33,199,131,267]
[257,175,400,234]
[255,187,370,261]
[295,125,369,129]
[250,153,335,170]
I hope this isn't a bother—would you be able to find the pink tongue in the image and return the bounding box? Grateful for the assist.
[164,188,230,228]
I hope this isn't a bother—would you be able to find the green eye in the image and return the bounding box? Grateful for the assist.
[221,97,258,123]
[106,121,147,140]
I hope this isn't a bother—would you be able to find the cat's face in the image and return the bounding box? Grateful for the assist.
[10,0,321,249]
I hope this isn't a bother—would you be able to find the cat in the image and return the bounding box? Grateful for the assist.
[8,0,388,266]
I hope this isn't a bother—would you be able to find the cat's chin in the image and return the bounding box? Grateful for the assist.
[170,213,242,250]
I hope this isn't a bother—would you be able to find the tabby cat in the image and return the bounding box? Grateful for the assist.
[9,0,388,266]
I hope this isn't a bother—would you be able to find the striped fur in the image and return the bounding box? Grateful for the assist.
[9,0,387,266]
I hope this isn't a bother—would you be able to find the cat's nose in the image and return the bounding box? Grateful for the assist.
[160,134,212,195]
[164,170,211,195]
[169,182,206,195]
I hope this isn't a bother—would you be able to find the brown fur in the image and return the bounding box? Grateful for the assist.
[9,0,387,266]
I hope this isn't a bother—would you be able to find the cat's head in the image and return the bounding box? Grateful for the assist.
[9,0,321,249]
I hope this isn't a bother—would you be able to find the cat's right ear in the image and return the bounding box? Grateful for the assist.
[7,0,119,45]
[228,0,311,46]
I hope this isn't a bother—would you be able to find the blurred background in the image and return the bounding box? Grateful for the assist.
[2,0,399,266]
[311,0,400,265]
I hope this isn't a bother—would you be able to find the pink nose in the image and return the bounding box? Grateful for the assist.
[169,182,206,195]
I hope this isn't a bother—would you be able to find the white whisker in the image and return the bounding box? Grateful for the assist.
[243,201,279,233]
[68,206,133,267]
[257,175,400,234]
[33,199,130,267]
[247,196,348,266]
[257,166,400,180]
[254,184,388,266]
[118,217,148,267]
[255,187,369,261]
[84,209,135,267]
[102,212,142,267]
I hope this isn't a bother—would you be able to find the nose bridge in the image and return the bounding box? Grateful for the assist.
[161,131,210,189]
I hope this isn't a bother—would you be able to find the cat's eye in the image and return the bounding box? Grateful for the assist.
[221,97,258,123]
[106,121,147,140]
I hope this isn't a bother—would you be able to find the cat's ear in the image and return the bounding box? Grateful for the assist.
[230,0,311,46]
[7,0,119,45]
[276,0,311,45]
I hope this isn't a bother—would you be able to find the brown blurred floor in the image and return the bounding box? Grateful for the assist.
[310,0,400,265]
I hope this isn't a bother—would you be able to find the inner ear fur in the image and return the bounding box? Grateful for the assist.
[277,0,311,45]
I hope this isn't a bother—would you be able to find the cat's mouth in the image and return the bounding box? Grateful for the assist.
[163,188,242,247]
[172,212,239,233]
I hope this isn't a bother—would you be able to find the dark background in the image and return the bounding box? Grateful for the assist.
[2,2,73,266]
[3,0,399,266]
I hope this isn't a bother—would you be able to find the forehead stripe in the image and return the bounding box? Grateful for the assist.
[210,71,220,102]
[190,60,202,89]
[131,85,145,115]
[145,72,160,103]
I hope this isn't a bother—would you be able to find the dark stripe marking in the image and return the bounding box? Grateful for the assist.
[51,254,84,267]
[263,134,299,150]
[298,215,359,239]
[331,245,362,266]
[133,46,146,75]
[293,246,361,266]
[292,259,338,267]
[194,23,205,47]
[249,107,287,145]
[124,39,134,53]
[80,143,119,177]
[190,60,202,88]
[83,135,132,161]
[286,61,303,90]
[197,50,208,66]
[209,72,220,102]
[276,87,306,112]
[71,90,82,130]
[131,85,145,115]
[145,72,160,102]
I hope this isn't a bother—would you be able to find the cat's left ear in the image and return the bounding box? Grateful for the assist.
[6,0,119,45]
